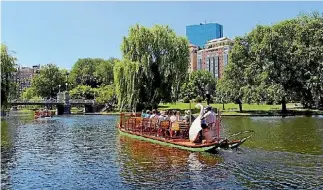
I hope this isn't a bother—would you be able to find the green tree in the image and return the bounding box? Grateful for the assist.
[20,87,37,100]
[180,70,217,100]
[115,24,190,110]
[94,85,115,104]
[295,12,323,108]
[69,58,110,87]
[219,13,323,112]
[8,81,19,101]
[69,85,95,99]
[94,58,118,86]
[31,64,65,98]
[114,59,140,110]
[1,44,17,109]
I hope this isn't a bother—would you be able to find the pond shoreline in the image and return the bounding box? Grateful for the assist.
[74,112,323,117]
[5,110,323,118]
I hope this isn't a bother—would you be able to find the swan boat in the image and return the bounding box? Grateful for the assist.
[117,104,253,152]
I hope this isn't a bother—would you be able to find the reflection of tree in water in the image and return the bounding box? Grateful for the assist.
[1,116,34,189]
[1,120,14,189]
[116,136,224,189]
[223,117,323,155]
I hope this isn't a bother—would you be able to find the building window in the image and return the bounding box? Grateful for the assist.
[206,56,210,72]
[210,56,214,75]
[197,58,202,70]
[214,55,219,78]
[223,53,228,66]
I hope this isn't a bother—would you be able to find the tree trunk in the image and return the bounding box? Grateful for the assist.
[281,96,287,113]
[239,103,242,112]
[319,96,323,110]
[222,103,225,110]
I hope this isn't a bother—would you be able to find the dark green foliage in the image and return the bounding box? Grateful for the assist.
[114,24,190,111]
[180,70,217,100]
[183,97,190,103]
[217,12,323,111]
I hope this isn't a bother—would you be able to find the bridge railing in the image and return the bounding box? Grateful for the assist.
[69,99,95,104]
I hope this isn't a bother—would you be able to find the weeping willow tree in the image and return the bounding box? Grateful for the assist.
[114,59,140,111]
[1,44,17,111]
[114,24,190,111]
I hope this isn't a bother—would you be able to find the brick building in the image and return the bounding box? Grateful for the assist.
[13,65,40,96]
[188,43,199,73]
[196,37,234,79]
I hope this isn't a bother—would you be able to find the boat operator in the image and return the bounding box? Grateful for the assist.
[200,105,216,143]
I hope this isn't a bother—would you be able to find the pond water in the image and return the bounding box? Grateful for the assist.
[1,114,323,189]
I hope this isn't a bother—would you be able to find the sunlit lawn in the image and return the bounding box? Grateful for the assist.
[157,102,314,115]
[158,102,291,111]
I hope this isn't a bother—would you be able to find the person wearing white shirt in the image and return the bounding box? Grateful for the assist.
[201,105,216,143]
[169,110,177,123]
[150,109,158,119]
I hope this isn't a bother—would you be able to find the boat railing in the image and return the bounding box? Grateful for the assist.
[119,110,222,140]
[216,110,221,139]
[119,113,191,139]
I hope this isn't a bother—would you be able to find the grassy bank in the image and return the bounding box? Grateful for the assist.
[158,102,323,116]
[6,103,322,117]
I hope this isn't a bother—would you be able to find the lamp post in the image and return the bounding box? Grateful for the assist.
[65,71,69,82]
[65,83,68,91]
[205,84,210,105]
[188,92,194,125]
[58,84,61,93]
[222,91,227,110]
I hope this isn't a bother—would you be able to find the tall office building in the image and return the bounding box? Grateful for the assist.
[186,23,223,48]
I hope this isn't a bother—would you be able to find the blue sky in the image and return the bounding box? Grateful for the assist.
[2,1,322,69]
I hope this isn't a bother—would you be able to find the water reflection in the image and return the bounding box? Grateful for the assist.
[1,115,35,189]
[116,135,240,189]
[223,116,323,155]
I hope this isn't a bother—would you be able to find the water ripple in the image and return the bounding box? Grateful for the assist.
[1,115,323,189]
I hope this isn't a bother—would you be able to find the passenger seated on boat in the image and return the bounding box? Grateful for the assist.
[144,110,151,118]
[156,111,168,136]
[150,109,159,119]
[166,110,172,119]
[183,110,195,123]
[170,110,177,123]
[169,111,182,136]
[141,110,146,118]
[176,111,183,121]
[158,111,169,122]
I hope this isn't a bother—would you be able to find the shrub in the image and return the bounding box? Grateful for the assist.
[183,97,190,103]
[195,96,202,103]
[206,98,214,104]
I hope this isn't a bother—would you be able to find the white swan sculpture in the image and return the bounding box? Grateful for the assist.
[189,103,204,142]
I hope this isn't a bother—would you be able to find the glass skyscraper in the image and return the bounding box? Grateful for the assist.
[186,23,223,48]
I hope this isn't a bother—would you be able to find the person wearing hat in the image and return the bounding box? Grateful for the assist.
[158,110,169,122]
[144,110,151,118]
[184,110,195,123]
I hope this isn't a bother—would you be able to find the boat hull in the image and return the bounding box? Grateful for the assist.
[118,128,221,152]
